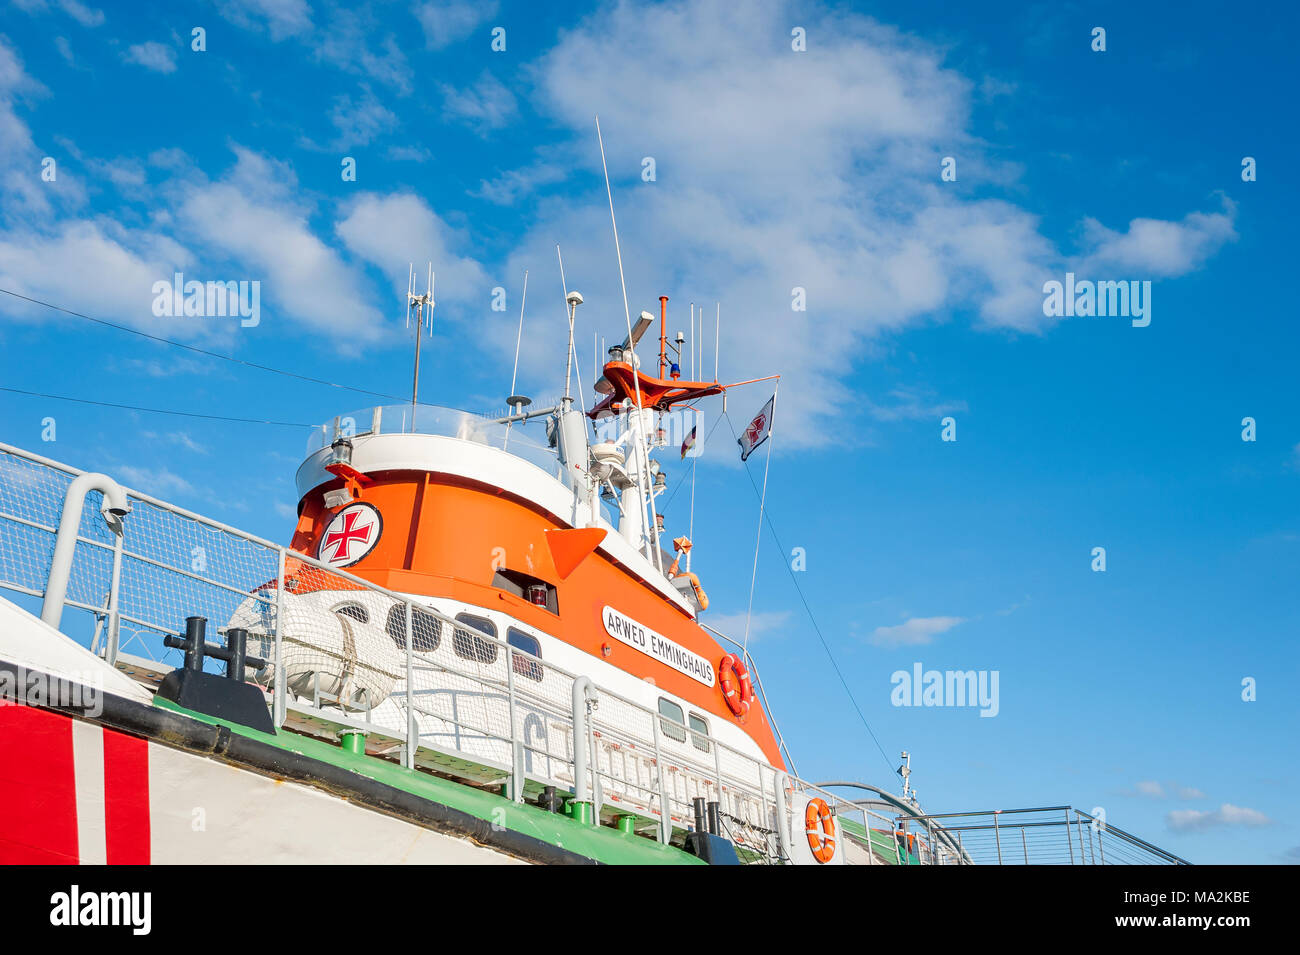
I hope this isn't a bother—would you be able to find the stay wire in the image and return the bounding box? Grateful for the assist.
[722,410,896,779]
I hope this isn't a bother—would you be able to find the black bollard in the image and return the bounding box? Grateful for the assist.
[225,628,248,682]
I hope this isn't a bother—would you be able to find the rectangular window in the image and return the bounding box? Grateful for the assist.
[658,697,687,743]
[506,628,543,682]
[688,713,711,753]
[453,613,499,664]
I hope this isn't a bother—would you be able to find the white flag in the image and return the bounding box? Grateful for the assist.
[737,395,774,461]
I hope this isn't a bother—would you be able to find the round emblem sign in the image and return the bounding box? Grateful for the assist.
[317,502,383,568]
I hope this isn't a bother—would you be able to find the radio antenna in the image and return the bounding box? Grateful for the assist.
[406,262,434,427]
[504,268,529,450]
[714,301,720,382]
[597,114,661,569]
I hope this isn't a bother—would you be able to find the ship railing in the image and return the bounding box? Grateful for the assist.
[0,439,995,863]
[897,807,1190,865]
[304,404,561,481]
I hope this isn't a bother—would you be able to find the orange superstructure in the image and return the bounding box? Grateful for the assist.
[291,455,785,769]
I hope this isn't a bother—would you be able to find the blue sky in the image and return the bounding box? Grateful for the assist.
[1,0,1296,863]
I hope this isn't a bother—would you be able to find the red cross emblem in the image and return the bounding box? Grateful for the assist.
[318,503,381,567]
[746,413,766,446]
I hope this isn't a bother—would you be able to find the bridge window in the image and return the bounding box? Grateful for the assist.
[453,613,499,664]
[688,712,711,753]
[385,604,441,653]
[658,698,687,743]
[506,628,543,681]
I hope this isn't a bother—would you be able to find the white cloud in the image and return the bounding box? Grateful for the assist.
[415,0,499,49]
[123,41,177,74]
[314,12,412,93]
[217,0,311,41]
[335,192,489,306]
[12,0,104,27]
[174,147,387,342]
[476,0,1235,445]
[870,615,966,647]
[1077,200,1237,278]
[472,160,567,205]
[1130,779,1207,801]
[327,89,397,149]
[0,36,57,220]
[114,464,195,498]
[1167,803,1272,832]
[0,219,190,330]
[863,387,966,422]
[59,0,103,27]
[440,72,517,133]
[703,610,791,644]
[217,0,410,91]
[387,144,431,163]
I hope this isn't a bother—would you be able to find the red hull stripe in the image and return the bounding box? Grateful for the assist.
[102,727,151,864]
[0,704,80,863]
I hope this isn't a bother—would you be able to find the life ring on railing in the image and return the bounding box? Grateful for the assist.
[805,798,836,863]
[717,653,754,718]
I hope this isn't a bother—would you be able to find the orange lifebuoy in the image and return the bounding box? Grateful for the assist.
[717,653,754,719]
[805,798,836,863]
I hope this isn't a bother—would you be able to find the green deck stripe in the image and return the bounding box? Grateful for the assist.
[152,697,702,866]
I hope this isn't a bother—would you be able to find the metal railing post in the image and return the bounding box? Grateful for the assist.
[1021,826,1029,864]
[105,530,124,667]
[272,547,287,728]
[993,810,1003,865]
[1065,808,1076,864]
[570,676,595,825]
[713,731,724,810]
[1076,812,1090,865]
[506,642,522,802]
[651,710,671,843]
[404,600,415,770]
[772,771,792,862]
[41,472,130,631]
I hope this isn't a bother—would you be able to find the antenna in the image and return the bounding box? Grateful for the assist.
[556,246,580,406]
[714,302,720,382]
[689,302,695,380]
[406,262,434,425]
[597,113,661,569]
[508,269,529,405]
[503,269,530,451]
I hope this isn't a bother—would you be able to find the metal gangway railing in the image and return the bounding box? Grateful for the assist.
[901,807,1191,865]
